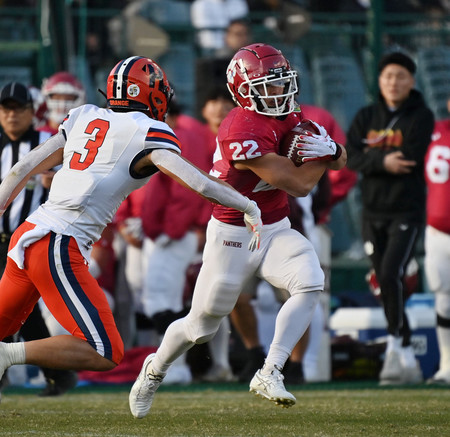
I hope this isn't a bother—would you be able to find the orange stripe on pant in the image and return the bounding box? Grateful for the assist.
[0,221,124,365]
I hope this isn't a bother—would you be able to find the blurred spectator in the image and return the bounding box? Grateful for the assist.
[138,98,213,385]
[215,18,253,58]
[114,187,148,348]
[424,95,450,385]
[201,87,236,148]
[346,51,434,385]
[190,0,249,53]
[195,19,252,118]
[196,88,236,382]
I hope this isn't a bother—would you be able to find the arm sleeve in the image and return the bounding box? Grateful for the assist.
[0,132,66,213]
[150,148,252,213]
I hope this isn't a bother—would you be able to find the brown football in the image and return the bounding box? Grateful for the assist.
[279,119,320,167]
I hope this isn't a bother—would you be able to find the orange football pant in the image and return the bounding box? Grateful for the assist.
[0,221,123,365]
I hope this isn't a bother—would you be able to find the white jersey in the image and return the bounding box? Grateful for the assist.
[27,104,181,260]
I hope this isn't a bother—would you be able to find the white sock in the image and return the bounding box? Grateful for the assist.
[386,335,402,354]
[3,342,26,366]
[261,344,290,375]
[208,317,231,370]
[400,345,417,368]
[437,326,450,372]
[263,292,319,374]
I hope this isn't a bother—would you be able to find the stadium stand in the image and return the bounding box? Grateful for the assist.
[416,46,450,120]
[310,53,369,132]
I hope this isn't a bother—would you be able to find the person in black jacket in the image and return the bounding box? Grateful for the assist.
[346,51,434,385]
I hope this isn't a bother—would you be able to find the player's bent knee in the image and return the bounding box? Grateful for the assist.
[184,313,222,345]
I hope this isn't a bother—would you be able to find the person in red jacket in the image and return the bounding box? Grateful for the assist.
[139,98,215,385]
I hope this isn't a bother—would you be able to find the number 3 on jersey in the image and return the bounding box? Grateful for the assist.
[69,119,110,170]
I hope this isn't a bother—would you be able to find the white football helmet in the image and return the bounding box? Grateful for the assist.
[42,71,86,125]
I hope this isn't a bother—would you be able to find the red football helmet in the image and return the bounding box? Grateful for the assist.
[226,43,298,116]
[42,71,86,124]
[106,56,173,121]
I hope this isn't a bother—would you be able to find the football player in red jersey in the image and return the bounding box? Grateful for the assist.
[0,56,262,405]
[129,43,346,418]
[424,97,450,385]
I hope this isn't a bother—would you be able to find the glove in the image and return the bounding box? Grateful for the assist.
[296,131,340,163]
[310,120,328,137]
[123,217,143,240]
[243,200,262,251]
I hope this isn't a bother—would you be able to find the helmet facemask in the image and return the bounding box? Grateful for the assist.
[240,69,298,116]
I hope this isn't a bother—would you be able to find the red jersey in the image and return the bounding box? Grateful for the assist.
[425,119,450,234]
[211,107,302,225]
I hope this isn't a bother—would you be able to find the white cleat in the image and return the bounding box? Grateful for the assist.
[249,368,296,408]
[379,350,402,385]
[426,368,450,385]
[129,353,164,419]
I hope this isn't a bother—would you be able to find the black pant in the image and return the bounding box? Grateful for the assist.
[362,217,422,346]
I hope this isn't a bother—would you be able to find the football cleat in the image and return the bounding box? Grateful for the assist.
[129,353,164,419]
[426,368,450,385]
[379,350,402,385]
[39,369,78,397]
[249,367,296,408]
[201,365,236,383]
[380,351,423,385]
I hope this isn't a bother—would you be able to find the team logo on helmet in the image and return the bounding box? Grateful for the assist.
[127,84,140,97]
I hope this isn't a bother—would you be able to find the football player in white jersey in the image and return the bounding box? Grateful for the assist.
[0,56,262,401]
[129,43,347,418]
[424,97,450,385]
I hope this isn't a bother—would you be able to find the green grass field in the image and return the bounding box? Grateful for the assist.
[1,382,449,437]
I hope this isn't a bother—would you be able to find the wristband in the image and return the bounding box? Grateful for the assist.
[332,143,342,161]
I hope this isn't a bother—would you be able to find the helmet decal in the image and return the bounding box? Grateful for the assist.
[106,56,173,121]
[127,84,140,97]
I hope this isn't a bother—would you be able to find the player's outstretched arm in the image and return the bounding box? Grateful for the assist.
[138,148,262,251]
[0,132,65,215]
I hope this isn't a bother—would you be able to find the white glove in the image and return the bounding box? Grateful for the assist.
[310,120,328,137]
[243,200,262,252]
[123,217,143,240]
[296,130,338,163]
